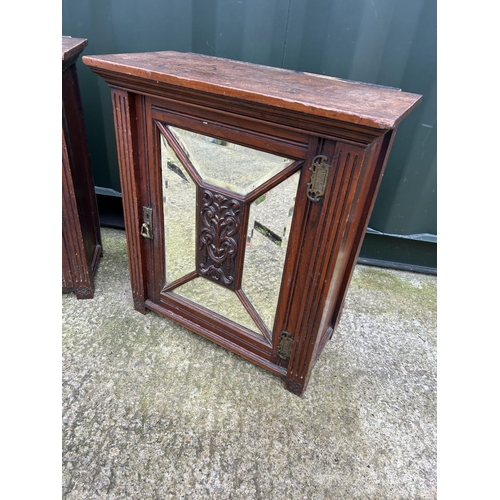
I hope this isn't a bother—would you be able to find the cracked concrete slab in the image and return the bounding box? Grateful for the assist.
[62,227,436,499]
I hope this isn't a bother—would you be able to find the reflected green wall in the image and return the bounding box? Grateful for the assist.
[63,0,436,270]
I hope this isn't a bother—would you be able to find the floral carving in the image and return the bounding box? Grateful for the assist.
[199,189,241,287]
[199,264,234,285]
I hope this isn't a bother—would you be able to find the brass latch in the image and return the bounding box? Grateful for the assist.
[140,206,153,239]
[277,331,294,360]
[306,155,331,202]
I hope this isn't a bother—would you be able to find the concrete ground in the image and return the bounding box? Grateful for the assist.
[62,227,437,499]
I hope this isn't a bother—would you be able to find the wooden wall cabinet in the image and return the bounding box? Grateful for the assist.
[83,51,421,395]
[62,37,102,299]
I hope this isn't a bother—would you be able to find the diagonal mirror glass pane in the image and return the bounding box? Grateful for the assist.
[173,277,262,336]
[161,133,197,284]
[168,126,293,195]
[241,170,301,330]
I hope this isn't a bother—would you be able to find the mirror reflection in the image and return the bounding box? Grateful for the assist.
[174,277,262,335]
[168,126,293,195]
[161,134,197,284]
[241,171,301,330]
[161,123,301,337]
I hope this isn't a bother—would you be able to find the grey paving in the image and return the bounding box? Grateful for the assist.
[62,227,437,499]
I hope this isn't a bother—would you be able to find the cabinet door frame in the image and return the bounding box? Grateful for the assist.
[111,88,377,394]
[137,95,328,375]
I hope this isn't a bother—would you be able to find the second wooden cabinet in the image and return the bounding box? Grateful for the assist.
[62,36,102,299]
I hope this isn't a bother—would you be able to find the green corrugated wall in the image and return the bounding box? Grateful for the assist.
[63,0,437,272]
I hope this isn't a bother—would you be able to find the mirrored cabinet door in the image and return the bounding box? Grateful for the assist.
[157,122,303,344]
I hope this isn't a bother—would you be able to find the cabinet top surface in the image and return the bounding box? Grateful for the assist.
[83,51,421,130]
[62,36,88,63]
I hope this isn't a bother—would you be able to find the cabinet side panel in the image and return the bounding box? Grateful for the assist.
[62,64,102,264]
[312,131,395,364]
[62,128,93,298]
[62,225,74,291]
[111,89,147,311]
[283,141,368,395]
[328,130,396,336]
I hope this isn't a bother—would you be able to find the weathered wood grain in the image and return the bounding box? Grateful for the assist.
[62,36,88,70]
[83,51,421,130]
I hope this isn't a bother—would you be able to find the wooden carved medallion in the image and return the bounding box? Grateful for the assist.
[198,188,242,288]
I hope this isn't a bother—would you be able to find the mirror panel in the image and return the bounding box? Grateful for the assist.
[173,277,262,335]
[168,126,293,195]
[161,134,197,284]
[241,171,301,330]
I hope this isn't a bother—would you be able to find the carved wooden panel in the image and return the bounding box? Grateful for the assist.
[198,188,243,289]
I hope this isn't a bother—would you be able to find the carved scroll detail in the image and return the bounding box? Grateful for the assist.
[199,189,241,287]
[199,264,234,285]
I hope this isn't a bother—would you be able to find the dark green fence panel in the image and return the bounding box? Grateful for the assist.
[63,0,436,271]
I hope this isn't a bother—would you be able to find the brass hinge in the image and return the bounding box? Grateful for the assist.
[140,206,153,239]
[277,331,294,361]
[306,155,331,202]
